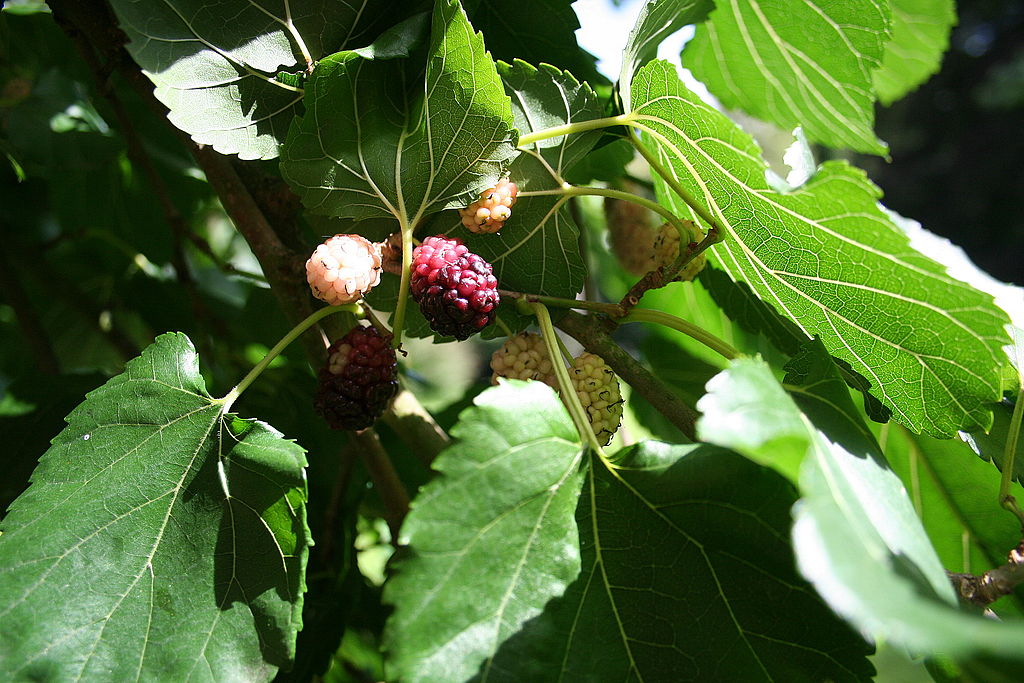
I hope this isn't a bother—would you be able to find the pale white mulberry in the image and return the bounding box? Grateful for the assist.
[306,234,383,305]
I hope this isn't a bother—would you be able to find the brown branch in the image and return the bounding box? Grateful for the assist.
[380,387,452,468]
[619,229,720,312]
[948,541,1024,607]
[352,428,410,541]
[49,0,322,365]
[556,310,699,441]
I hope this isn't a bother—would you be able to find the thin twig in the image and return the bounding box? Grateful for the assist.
[948,540,1024,607]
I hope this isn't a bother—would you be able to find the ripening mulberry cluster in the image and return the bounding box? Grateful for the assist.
[569,352,623,446]
[489,333,557,387]
[651,221,707,282]
[411,235,500,340]
[606,195,706,281]
[606,196,658,275]
[306,234,383,305]
[314,325,398,431]
[458,177,518,234]
[491,336,623,445]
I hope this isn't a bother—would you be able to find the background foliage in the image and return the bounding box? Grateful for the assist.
[1,0,1023,681]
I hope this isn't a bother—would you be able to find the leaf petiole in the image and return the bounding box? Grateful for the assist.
[518,184,699,244]
[516,114,631,148]
[531,302,606,456]
[999,387,1024,528]
[626,126,725,240]
[218,303,362,413]
[391,222,415,349]
[499,289,624,316]
[620,308,740,361]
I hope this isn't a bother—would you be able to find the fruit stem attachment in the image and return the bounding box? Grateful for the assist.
[517,184,699,245]
[218,303,362,413]
[391,222,415,349]
[626,126,726,241]
[621,308,740,361]
[531,302,606,456]
[499,289,625,317]
[999,387,1024,529]
[516,114,631,148]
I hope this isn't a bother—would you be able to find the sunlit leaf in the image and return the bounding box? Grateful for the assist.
[619,0,713,111]
[109,0,398,160]
[629,60,1010,436]
[682,0,890,154]
[873,0,957,105]
[479,442,875,682]
[280,0,517,225]
[698,347,1024,660]
[383,381,585,683]
[0,333,309,681]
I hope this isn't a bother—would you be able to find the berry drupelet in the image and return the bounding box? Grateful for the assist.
[314,325,398,430]
[410,235,500,340]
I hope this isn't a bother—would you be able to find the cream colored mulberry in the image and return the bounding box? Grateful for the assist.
[459,177,518,234]
[569,352,623,446]
[490,332,557,387]
[306,234,383,306]
[652,221,707,282]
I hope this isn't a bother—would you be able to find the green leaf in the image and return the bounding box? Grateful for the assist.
[629,60,1011,436]
[466,0,606,86]
[0,333,310,681]
[417,60,605,313]
[619,0,713,111]
[109,0,395,160]
[382,380,585,683]
[873,0,957,105]
[698,349,1024,660]
[963,396,1024,486]
[280,0,517,225]
[480,442,875,682]
[881,422,1024,609]
[682,0,890,154]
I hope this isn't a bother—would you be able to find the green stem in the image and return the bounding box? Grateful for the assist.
[517,114,631,148]
[519,184,698,244]
[627,127,725,239]
[499,289,624,317]
[621,308,740,361]
[391,222,414,349]
[531,302,605,456]
[999,388,1024,528]
[494,315,514,338]
[219,303,361,412]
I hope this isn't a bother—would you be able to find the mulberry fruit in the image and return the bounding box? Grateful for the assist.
[306,234,383,305]
[569,353,622,446]
[490,332,557,387]
[410,235,500,340]
[459,177,518,234]
[314,325,398,430]
[606,195,659,275]
[651,221,706,282]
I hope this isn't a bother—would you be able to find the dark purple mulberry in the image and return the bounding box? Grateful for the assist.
[314,325,398,430]
[410,235,500,340]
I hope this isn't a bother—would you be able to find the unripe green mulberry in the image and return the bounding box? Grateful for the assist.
[490,333,557,387]
[569,352,622,446]
[652,221,707,282]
